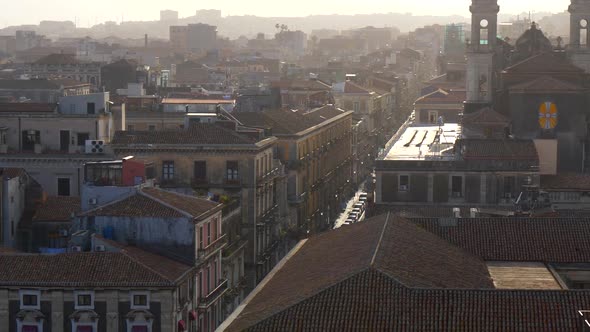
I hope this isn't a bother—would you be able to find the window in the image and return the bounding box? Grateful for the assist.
[428,111,438,124]
[162,161,174,180]
[226,161,239,181]
[199,226,204,249]
[20,290,40,310]
[127,125,135,131]
[198,271,203,299]
[503,176,516,198]
[75,291,94,309]
[148,125,156,131]
[194,161,206,181]
[207,222,211,244]
[77,133,90,147]
[57,178,71,197]
[582,19,588,46]
[399,175,410,192]
[451,176,463,198]
[21,130,40,151]
[479,19,489,45]
[212,218,217,241]
[130,291,149,309]
[353,101,360,112]
[70,104,76,113]
[87,102,95,115]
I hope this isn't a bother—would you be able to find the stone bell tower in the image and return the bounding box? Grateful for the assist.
[465,0,499,112]
[569,0,590,72]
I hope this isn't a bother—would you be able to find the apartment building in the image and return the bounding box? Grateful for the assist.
[235,105,354,233]
[111,122,289,290]
[0,97,113,196]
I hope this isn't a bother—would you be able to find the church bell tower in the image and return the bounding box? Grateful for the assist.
[466,0,499,111]
[569,0,590,72]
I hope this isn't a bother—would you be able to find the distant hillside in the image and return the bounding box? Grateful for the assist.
[0,12,470,41]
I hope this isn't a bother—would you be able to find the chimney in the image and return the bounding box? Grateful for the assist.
[144,34,148,48]
[470,208,478,218]
[452,207,461,218]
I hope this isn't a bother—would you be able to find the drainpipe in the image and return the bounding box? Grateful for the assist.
[2,177,8,246]
[18,117,21,152]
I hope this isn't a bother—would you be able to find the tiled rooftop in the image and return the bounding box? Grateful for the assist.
[83,188,220,220]
[240,269,590,331]
[0,251,191,287]
[541,173,590,191]
[234,105,348,136]
[33,196,81,222]
[225,214,494,331]
[411,217,590,263]
[224,214,590,331]
[112,123,258,146]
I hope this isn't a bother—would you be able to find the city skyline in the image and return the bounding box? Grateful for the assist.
[0,0,570,29]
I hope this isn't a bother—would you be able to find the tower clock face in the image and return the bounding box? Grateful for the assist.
[538,101,558,130]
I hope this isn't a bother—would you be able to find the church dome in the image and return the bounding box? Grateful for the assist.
[511,22,553,64]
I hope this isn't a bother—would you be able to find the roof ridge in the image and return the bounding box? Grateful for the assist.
[139,189,194,218]
[118,248,177,284]
[240,268,376,331]
[371,212,390,266]
[78,190,141,217]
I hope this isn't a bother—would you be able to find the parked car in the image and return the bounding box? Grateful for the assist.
[352,207,362,215]
[359,192,368,200]
[345,217,356,224]
[349,212,359,221]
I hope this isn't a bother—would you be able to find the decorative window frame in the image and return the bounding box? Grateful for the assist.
[74,290,95,310]
[19,289,41,310]
[130,291,150,310]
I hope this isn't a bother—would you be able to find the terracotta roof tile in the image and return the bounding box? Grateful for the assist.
[242,269,590,331]
[541,173,590,191]
[415,88,466,105]
[0,79,88,90]
[504,53,584,74]
[112,123,257,145]
[226,214,493,331]
[34,53,79,65]
[462,107,510,126]
[509,75,583,92]
[0,168,26,178]
[83,188,219,219]
[141,187,220,219]
[234,105,347,136]
[0,251,191,287]
[411,217,590,263]
[0,103,57,113]
[33,196,81,222]
[225,214,590,331]
[458,139,538,160]
[374,216,493,288]
[343,81,372,94]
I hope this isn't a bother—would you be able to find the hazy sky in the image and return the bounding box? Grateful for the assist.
[0,0,570,28]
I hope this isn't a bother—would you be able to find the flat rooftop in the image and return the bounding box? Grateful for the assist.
[382,123,461,161]
[487,261,562,290]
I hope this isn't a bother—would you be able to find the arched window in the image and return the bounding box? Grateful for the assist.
[480,19,489,45]
[580,19,588,47]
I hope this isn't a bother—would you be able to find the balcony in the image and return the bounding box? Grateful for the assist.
[222,200,241,223]
[260,204,279,224]
[288,191,307,204]
[257,239,280,264]
[257,160,284,185]
[198,279,229,309]
[197,234,227,262]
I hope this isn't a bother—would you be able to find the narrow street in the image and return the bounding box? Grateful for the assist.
[333,180,368,229]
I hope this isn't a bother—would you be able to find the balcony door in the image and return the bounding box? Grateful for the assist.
[60,130,70,152]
